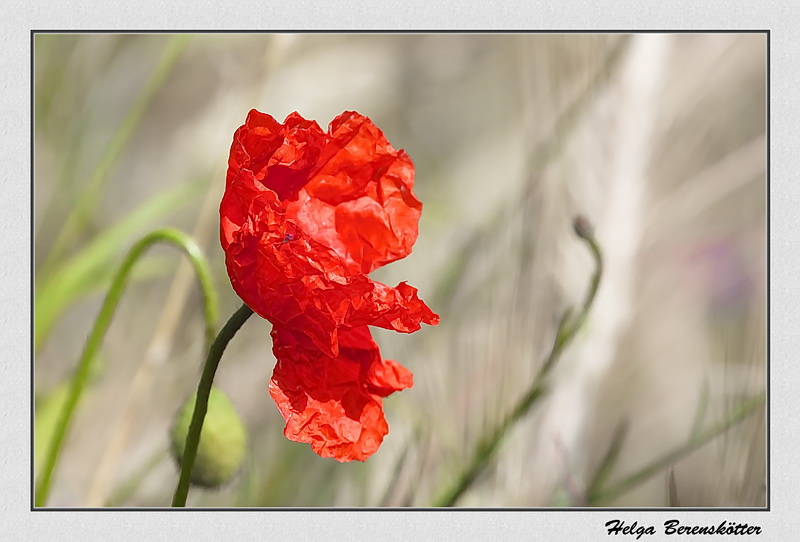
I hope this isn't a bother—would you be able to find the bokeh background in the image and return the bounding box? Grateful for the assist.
[33,33,766,507]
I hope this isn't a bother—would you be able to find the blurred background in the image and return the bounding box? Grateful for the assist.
[33,33,766,507]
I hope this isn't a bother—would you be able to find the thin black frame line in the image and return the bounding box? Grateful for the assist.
[30,29,770,35]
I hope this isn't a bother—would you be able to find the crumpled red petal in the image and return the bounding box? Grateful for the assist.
[286,111,421,275]
[268,326,412,462]
[221,109,438,462]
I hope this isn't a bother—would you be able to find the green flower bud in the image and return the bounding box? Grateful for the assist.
[170,387,247,488]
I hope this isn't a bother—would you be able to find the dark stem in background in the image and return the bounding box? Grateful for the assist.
[433,216,603,507]
[171,303,254,507]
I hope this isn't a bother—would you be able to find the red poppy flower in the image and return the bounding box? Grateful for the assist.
[220,109,439,461]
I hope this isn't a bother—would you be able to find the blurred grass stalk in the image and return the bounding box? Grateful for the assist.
[587,392,765,506]
[83,175,223,507]
[433,217,603,507]
[35,228,218,507]
[34,181,202,350]
[34,35,204,506]
[35,34,192,352]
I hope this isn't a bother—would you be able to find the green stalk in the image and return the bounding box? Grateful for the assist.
[433,217,603,507]
[34,227,218,507]
[171,303,253,507]
[588,392,765,506]
[38,34,191,278]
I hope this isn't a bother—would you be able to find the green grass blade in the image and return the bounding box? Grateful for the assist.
[35,227,218,507]
[38,34,192,276]
[35,181,202,351]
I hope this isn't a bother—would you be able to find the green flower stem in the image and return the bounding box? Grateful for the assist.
[588,392,766,506]
[433,217,603,507]
[171,303,253,507]
[35,227,218,507]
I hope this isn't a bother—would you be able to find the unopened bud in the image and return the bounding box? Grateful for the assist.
[572,214,594,240]
[170,387,247,488]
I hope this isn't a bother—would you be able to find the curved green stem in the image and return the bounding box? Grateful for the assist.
[35,227,218,507]
[433,216,603,507]
[172,303,253,507]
